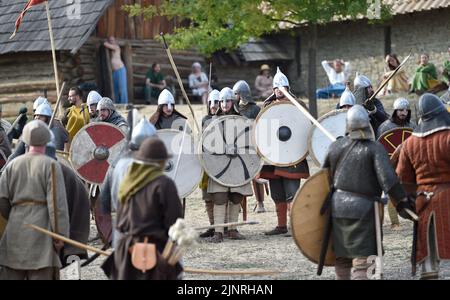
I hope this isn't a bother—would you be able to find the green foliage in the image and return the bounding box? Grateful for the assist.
[123,0,392,55]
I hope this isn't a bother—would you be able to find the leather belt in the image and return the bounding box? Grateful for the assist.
[13,200,47,207]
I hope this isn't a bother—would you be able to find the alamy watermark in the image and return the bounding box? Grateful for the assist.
[67,0,81,20]
[367,0,381,20]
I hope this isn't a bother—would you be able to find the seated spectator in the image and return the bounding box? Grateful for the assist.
[379,54,409,96]
[188,62,210,104]
[254,64,273,99]
[411,53,448,95]
[316,59,350,99]
[144,63,166,104]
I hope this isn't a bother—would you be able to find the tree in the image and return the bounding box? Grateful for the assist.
[124,0,391,116]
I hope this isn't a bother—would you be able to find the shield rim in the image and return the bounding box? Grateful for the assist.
[200,115,264,187]
[376,126,413,155]
[157,129,202,198]
[69,122,126,185]
[291,168,336,266]
[307,109,347,167]
[253,101,311,167]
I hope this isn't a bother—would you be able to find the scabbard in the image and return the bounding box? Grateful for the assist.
[411,221,418,276]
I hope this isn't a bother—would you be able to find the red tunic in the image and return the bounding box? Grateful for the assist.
[396,130,450,263]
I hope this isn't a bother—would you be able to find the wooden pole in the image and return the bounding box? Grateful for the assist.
[279,87,336,142]
[49,81,66,128]
[45,1,61,99]
[373,202,383,279]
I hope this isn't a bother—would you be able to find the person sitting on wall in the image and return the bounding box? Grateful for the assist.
[379,54,410,96]
[144,63,166,104]
[411,53,448,95]
[316,59,351,99]
[254,64,273,99]
[188,62,210,104]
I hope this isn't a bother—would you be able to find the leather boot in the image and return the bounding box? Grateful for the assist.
[208,204,226,243]
[265,202,288,235]
[227,202,245,240]
[200,201,215,238]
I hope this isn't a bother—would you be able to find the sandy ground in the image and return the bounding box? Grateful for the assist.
[62,93,450,280]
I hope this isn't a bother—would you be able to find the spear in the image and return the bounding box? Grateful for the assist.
[160,33,200,135]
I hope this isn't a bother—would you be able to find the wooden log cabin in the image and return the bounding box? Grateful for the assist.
[0,0,206,117]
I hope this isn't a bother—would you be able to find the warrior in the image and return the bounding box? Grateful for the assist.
[86,90,102,119]
[233,80,266,213]
[377,98,415,138]
[353,74,388,133]
[261,68,310,235]
[323,105,413,280]
[198,90,220,238]
[63,87,90,142]
[207,87,253,243]
[103,138,183,280]
[101,118,157,248]
[337,86,355,110]
[96,97,129,133]
[6,102,69,165]
[149,89,189,131]
[0,120,69,280]
[396,93,450,280]
[45,134,90,264]
[7,104,29,143]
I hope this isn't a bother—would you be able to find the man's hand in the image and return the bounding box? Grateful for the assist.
[396,196,416,221]
[53,239,64,253]
[363,98,375,112]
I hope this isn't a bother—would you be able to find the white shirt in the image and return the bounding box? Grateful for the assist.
[321,60,350,85]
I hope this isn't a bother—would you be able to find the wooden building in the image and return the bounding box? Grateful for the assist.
[0,0,205,115]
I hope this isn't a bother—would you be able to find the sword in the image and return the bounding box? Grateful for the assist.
[160,33,200,135]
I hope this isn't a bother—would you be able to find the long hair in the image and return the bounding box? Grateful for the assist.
[386,54,400,71]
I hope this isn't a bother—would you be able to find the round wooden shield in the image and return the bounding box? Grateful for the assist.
[158,129,202,198]
[291,168,336,266]
[377,127,413,157]
[308,109,347,167]
[200,115,263,187]
[69,123,127,185]
[254,102,312,167]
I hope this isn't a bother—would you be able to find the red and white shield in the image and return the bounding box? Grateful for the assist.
[69,123,127,184]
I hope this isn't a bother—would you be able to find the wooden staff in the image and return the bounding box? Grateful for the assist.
[45,1,60,99]
[51,163,59,234]
[279,87,336,142]
[49,81,66,128]
[160,33,200,134]
[26,223,111,256]
[373,202,383,279]
[368,52,411,102]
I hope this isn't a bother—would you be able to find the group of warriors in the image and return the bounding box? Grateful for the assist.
[1,59,450,280]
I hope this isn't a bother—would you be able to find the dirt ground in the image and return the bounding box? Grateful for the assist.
[63,93,450,280]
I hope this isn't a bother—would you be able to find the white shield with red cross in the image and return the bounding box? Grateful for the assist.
[69,123,127,184]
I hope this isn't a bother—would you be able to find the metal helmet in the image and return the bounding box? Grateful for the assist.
[219,87,235,102]
[158,89,175,110]
[208,89,220,109]
[418,93,446,121]
[97,97,115,112]
[129,118,157,151]
[346,104,370,131]
[233,80,253,104]
[393,97,410,110]
[34,102,52,117]
[339,87,355,108]
[273,67,289,89]
[33,96,49,111]
[354,74,372,88]
[87,91,102,107]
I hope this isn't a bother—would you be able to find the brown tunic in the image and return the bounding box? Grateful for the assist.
[396,130,450,263]
[105,175,183,280]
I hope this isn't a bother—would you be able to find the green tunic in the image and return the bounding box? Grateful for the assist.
[411,63,438,92]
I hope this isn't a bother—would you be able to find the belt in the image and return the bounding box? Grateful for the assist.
[13,200,47,207]
[335,189,382,202]
[416,183,450,200]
